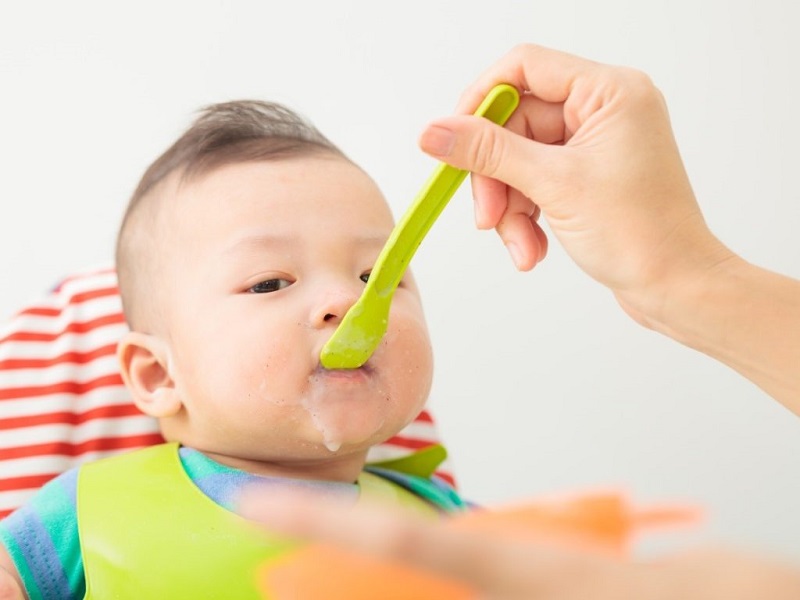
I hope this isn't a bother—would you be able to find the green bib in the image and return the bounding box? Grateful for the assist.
[77,443,443,599]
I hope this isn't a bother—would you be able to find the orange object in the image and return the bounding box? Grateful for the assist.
[450,490,702,558]
[261,544,474,600]
[257,490,701,599]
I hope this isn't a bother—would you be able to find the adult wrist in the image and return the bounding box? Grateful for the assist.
[616,219,735,345]
[630,243,800,409]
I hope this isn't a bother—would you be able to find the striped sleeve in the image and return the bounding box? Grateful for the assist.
[0,468,84,600]
[367,408,457,489]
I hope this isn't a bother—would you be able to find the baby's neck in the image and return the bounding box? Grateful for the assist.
[197,447,370,483]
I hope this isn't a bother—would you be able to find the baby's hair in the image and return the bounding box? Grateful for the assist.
[116,100,346,330]
[128,100,345,202]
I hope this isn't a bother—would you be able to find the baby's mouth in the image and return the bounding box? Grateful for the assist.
[315,361,373,377]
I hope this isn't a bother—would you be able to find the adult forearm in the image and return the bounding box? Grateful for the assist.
[651,255,800,412]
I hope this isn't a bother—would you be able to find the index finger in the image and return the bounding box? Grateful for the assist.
[455,44,600,113]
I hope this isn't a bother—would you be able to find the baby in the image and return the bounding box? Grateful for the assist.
[0,101,466,599]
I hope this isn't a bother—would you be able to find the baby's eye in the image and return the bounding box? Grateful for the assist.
[360,272,371,284]
[248,279,292,294]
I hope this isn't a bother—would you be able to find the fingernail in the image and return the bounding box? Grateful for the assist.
[420,125,456,157]
[506,242,524,270]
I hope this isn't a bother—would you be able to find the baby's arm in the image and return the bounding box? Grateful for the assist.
[0,467,84,600]
[0,548,25,600]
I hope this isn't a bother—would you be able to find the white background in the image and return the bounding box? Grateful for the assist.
[2,1,799,559]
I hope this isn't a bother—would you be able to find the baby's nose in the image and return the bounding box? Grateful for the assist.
[311,286,360,327]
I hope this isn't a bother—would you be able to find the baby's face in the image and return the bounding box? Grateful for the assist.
[157,155,433,474]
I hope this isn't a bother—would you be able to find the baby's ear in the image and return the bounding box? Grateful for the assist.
[117,332,181,418]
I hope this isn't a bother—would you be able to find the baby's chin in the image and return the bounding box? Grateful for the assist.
[298,376,404,451]
[304,406,392,454]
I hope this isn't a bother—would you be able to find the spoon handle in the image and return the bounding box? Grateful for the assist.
[321,84,520,369]
[372,84,521,296]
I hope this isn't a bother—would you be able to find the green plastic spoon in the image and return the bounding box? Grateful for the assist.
[320,83,520,369]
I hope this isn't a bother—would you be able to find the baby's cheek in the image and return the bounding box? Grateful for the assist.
[249,342,302,402]
[386,319,434,403]
[258,345,292,374]
[396,312,433,360]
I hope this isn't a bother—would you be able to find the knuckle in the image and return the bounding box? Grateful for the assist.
[378,521,427,562]
[510,42,540,60]
[509,43,531,59]
[618,66,653,87]
[467,125,505,178]
[614,67,663,107]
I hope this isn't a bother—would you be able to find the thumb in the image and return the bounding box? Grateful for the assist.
[418,114,553,201]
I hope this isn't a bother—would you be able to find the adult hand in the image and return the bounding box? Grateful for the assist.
[240,490,800,600]
[420,44,800,409]
[420,44,728,313]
